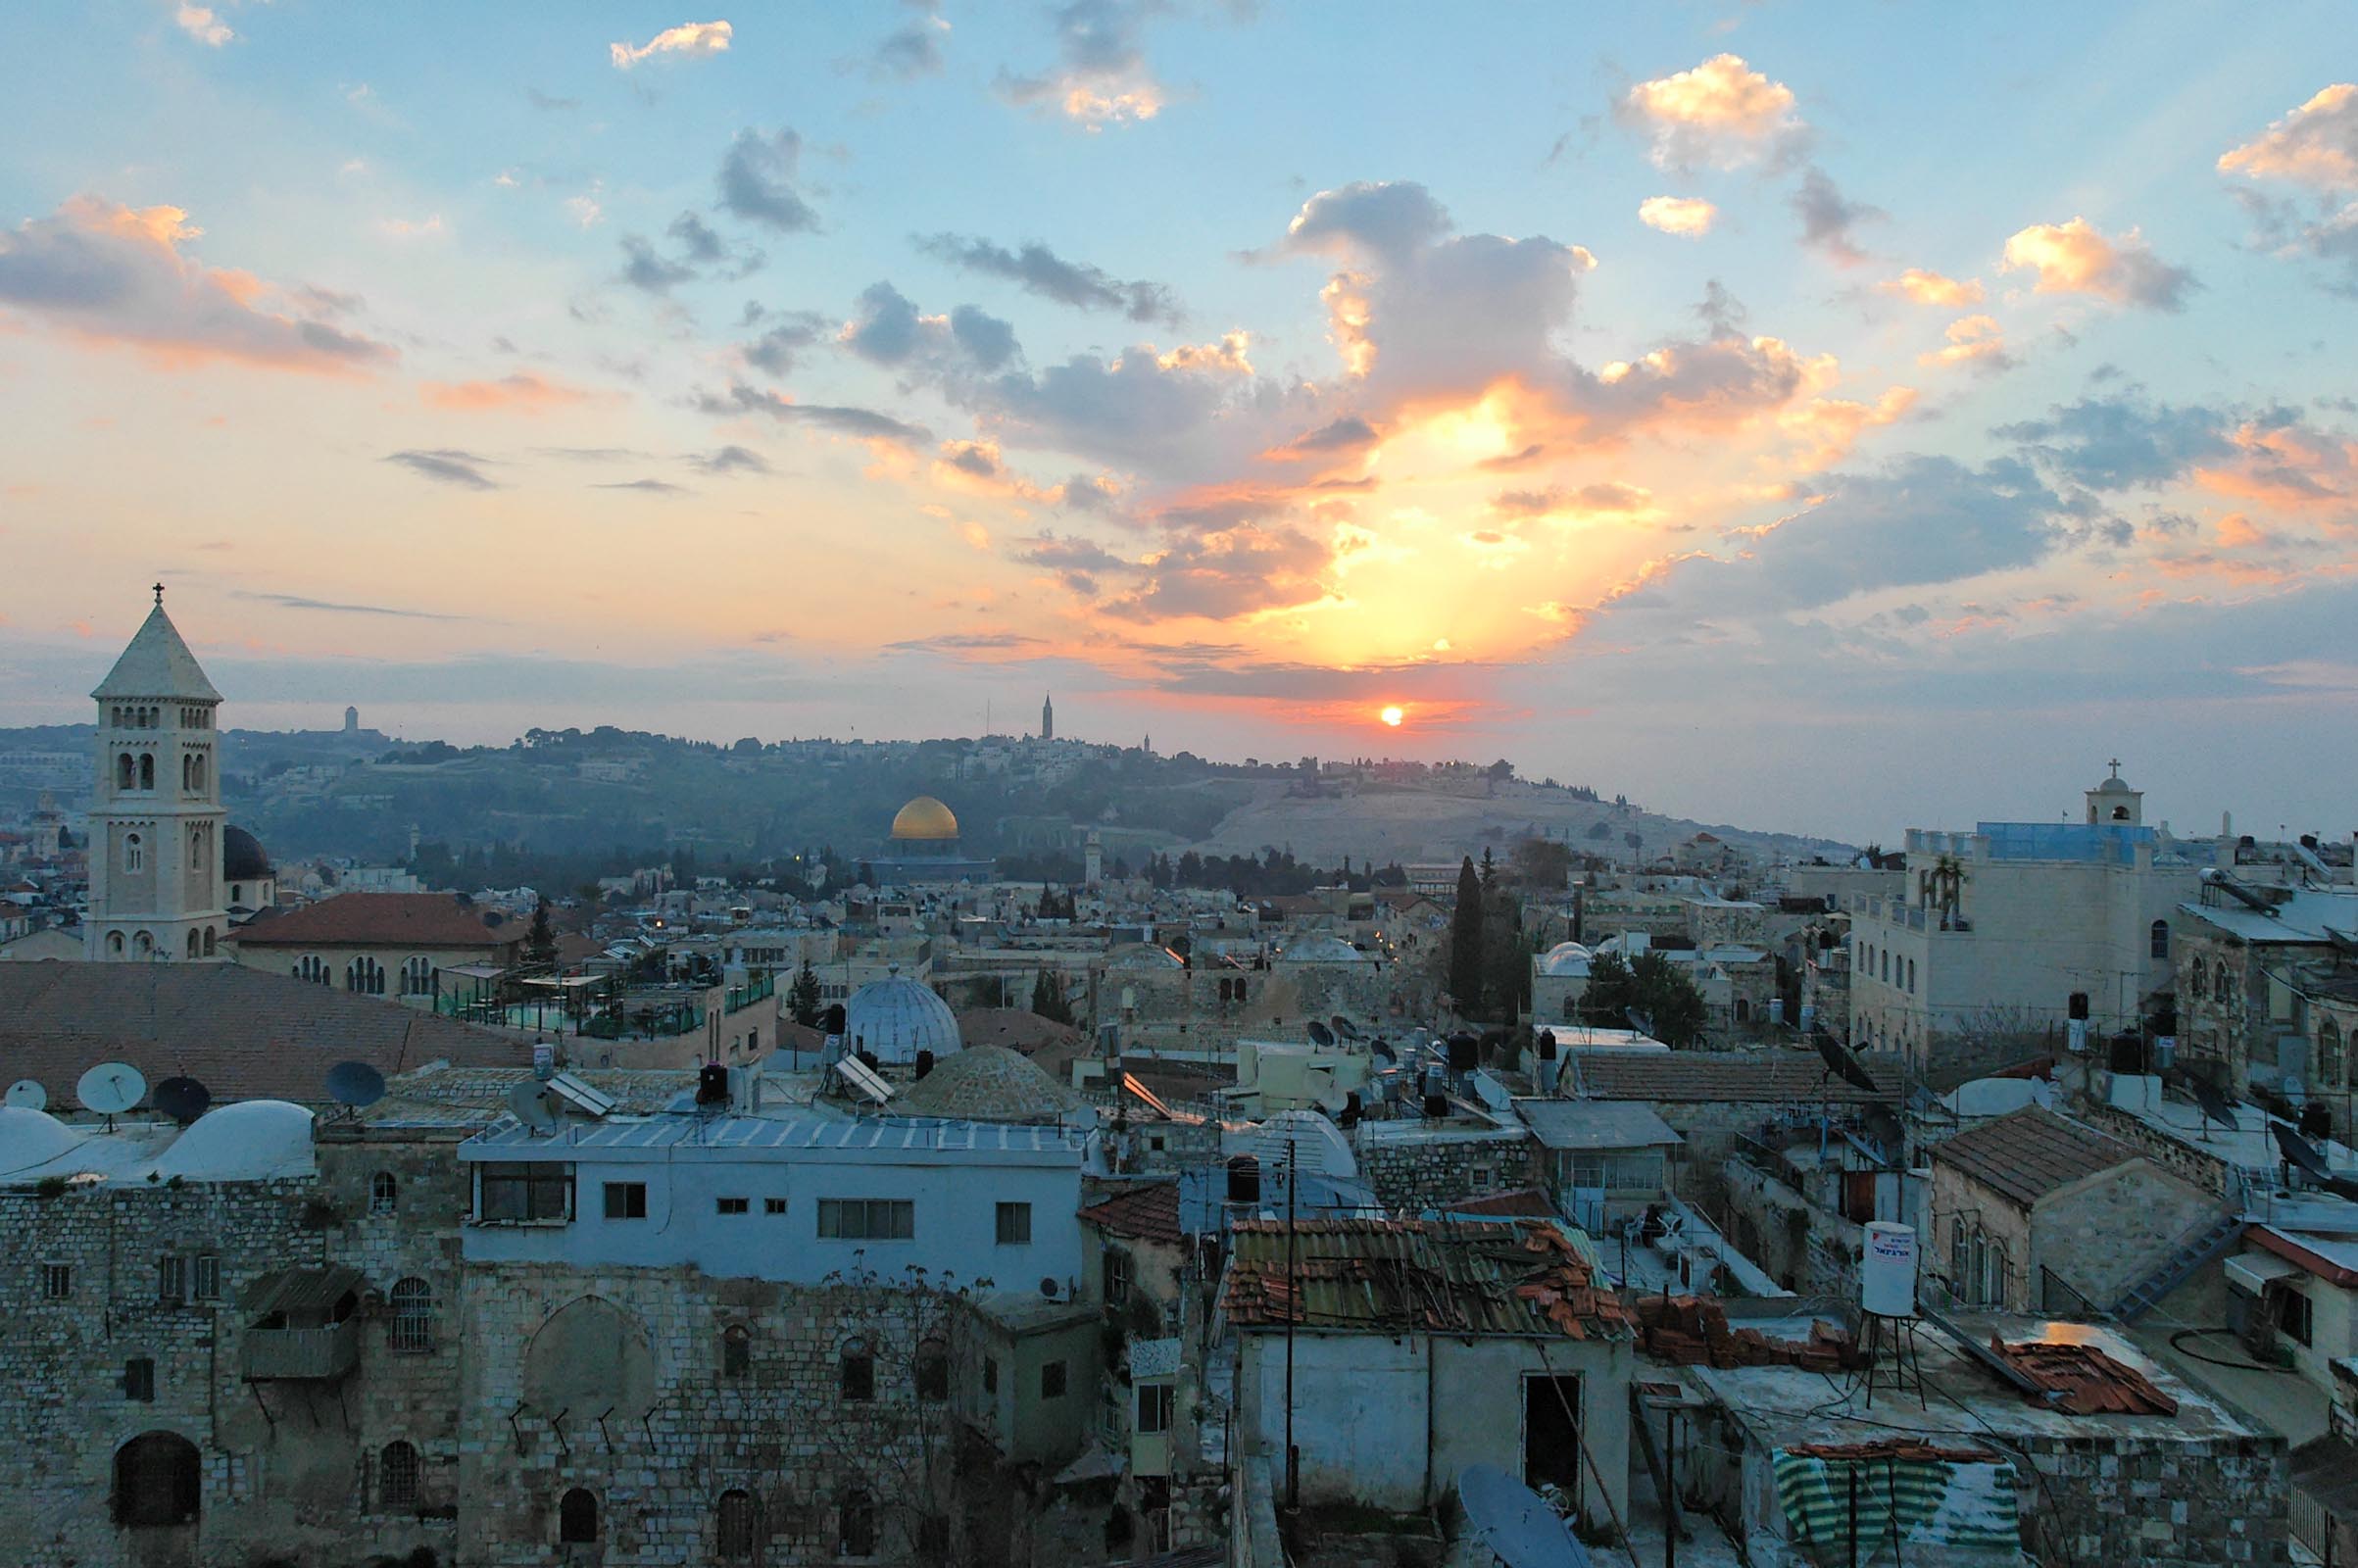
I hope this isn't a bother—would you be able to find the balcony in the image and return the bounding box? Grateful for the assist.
[242,1316,361,1382]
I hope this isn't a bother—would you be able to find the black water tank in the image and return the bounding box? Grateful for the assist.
[1226,1154,1261,1203]
[697,1062,730,1103]
[1423,1093,1450,1118]
[1537,1030,1558,1061]
[2301,1102,2333,1140]
[1447,1033,1479,1072]
[914,1050,936,1080]
[822,1003,847,1035]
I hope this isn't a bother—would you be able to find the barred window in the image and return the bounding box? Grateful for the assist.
[388,1278,434,1352]
[380,1441,420,1508]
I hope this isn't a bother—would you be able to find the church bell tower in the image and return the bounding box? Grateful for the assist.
[86,587,228,961]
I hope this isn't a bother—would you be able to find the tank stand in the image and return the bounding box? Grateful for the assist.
[1861,1312,1927,1409]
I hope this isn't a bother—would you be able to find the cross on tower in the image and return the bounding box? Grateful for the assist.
[152,582,165,607]
[2107,758,2123,779]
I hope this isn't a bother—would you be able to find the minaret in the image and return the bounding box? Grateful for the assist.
[1041,693,1055,742]
[86,586,228,961]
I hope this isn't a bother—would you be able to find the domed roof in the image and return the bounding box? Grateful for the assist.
[224,824,271,882]
[1106,943,1185,970]
[1539,941,1594,977]
[0,1105,86,1177]
[890,796,959,841]
[1240,1109,1357,1179]
[2094,775,2136,793]
[843,970,961,1064]
[893,1046,1086,1123]
[1276,934,1368,964]
[138,1100,315,1182]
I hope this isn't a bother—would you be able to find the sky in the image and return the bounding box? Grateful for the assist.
[3,2,2356,842]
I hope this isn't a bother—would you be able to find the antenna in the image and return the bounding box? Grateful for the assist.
[5,1080,46,1111]
[152,1076,213,1125]
[325,1060,388,1113]
[506,1080,561,1135]
[77,1061,147,1122]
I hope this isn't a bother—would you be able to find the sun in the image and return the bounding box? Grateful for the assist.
[1379,705,1404,727]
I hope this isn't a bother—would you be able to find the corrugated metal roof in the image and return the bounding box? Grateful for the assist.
[1220,1217,1630,1342]
[238,1264,367,1319]
[460,1111,1091,1162]
[1514,1099,1682,1151]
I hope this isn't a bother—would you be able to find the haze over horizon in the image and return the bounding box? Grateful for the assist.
[4,3,2355,841]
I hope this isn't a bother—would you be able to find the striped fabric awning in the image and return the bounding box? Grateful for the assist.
[1773,1446,2021,1560]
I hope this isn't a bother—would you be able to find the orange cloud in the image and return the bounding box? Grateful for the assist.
[420,372,595,413]
[1918,315,2009,369]
[2000,218,2193,309]
[1779,385,1917,469]
[1620,54,1803,171]
[1882,269,1984,307]
[2218,83,2358,193]
[2194,419,2358,513]
[1638,196,1718,237]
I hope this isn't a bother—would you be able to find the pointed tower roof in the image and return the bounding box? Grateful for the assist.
[92,597,221,702]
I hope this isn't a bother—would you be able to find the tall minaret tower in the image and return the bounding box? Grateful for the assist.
[86,587,228,961]
[1041,692,1055,742]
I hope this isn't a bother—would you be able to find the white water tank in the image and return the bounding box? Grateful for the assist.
[1861,1221,1917,1317]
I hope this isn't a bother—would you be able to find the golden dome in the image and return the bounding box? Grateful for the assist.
[890,795,959,842]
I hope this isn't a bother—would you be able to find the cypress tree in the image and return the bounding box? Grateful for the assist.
[1448,856,1485,1013]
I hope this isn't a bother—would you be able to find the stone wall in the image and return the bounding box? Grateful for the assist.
[1351,1125,1538,1210]
[2082,1099,2239,1198]
[2016,1430,2289,1568]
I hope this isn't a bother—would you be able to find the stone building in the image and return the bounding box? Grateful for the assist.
[232,891,527,1002]
[2173,879,2358,1116]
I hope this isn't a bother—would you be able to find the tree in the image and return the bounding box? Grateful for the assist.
[1480,886,1529,1023]
[789,960,824,1028]
[1582,950,1638,1028]
[1448,857,1485,1013]
[1509,836,1572,891]
[525,898,558,968]
[1631,951,1707,1048]
[1479,846,1498,892]
[1029,968,1075,1026]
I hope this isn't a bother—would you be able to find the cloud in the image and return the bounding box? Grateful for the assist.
[997,0,1171,129]
[2001,217,2194,310]
[594,478,689,495]
[1792,167,1880,264]
[839,280,1021,376]
[0,197,396,373]
[611,20,733,70]
[617,235,697,294]
[873,3,950,79]
[1996,393,2235,490]
[1779,385,1917,470]
[1268,415,1380,458]
[1918,314,2012,370]
[1117,520,1334,620]
[526,88,579,112]
[1492,481,1654,519]
[2219,83,2358,193]
[914,231,1181,324]
[696,382,932,448]
[694,444,770,474]
[1882,269,1984,307]
[565,195,603,229]
[383,449,500,489]
[232,592,466,620]
[378,215,446,240]
[174,3,232,46]
[1638,196,1717,237]
[1617,54,1806,172]
[742,310,828,374]
[420,372,594,414]
[1012,531,1139,594]
[2192,412,2358,513]
[716,128,818,233]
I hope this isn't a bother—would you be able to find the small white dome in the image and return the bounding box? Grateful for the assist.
[1539,941,1594,977]
[0,1105,86,1177]
[1277,935,1368,964]
[1239,1110,1357,1180]
[844,972,961,1064]
[140,1100,316,1182]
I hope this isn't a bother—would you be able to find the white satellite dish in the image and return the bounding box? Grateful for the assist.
[506,1081,561,1135]
[6,1079,47,1111]
[77,1061,147,1116]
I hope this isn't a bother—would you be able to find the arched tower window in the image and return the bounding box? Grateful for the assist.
[721,1323,751,1378]
[187,931,202,959]
[138,755,154,791]
[108,931,125,956]
[2320,1017,2344,1088]
[118,753,135,791]
[124,833,144,873]
[133,930,153,958]
[202,927,216,957]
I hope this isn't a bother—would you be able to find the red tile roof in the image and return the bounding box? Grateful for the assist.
[1930,1107,2145,1208]
[1993,1339,2179,1416]
[234,893,522,950]
[1787,1439,2000,1463]
[1078,1180,1183,1246]
[1220,1217,1631,1341]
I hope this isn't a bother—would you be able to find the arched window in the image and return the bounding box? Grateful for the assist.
[2150,919,2170,960]
[560,1488,600,1544]
[2321,1018,2344,1088]
[108,931,125,956]
[380,1441,420,1507]
[134,930,153,957]
[189,825,206,872]
[191,754,206,792]
[369,1172,399,1216]
[838,1489,876,1558]
[1235,978,1248,1003]
[181,753,193,792]
[388,1277,434,1352]
[840,1336,875,1401]
[124,833,144,873]
[202,928,216,957]
[1881,952,1891,984]
[401,956,435,997]
[721,1323,751,1379]
[1906,958,1916,994]
[118,752,135,791]
[139,754,155,791]
[347,957,384,996]
[717,1488,759,1559]
[187,931,202,959]
[114,1432,201,1527]
[914,1336,949,1401]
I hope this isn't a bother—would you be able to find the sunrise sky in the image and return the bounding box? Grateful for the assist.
[3,2,2354,838]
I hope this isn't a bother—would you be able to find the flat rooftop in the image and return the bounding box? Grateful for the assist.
[462,1111,1094,1165]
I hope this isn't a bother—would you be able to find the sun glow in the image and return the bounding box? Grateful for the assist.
[1380,705,1404,726]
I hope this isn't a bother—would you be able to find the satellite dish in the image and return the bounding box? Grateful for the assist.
[152,1076,212,1125]
[1330,1014,1360,1040]
[506,1081,561,1135]
[2274,1124,2358,1201]
[1814,1035,1881,1095]
[1457,1463,1594,1568]
[325,1060,387,1110]
[77,1061,147,1116]
[5,1080,46,1111]
[2186,1074,2239,1133]
[1305,1019,1335,1047]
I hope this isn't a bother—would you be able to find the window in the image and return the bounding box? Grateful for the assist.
[1471,1164,1496,1189]
[717,1488,759,1560]
[841,1338,875,1401]
[763,1197,787,1215]
[2150,919,2170,960]
[370,1171,399,1216]
[108,931,125,956]
[123,1356,157,1401]
[1137,1382,1174,1435]
[202,927,217,957]
[157,1254,186,1304]
[716,1197,750,1215]
[115,1433,200,1527]
[124,832,144,873]
[478,1162,570,1222]
[187,930,202,960]
[722,1323,751,1378]
[401,956,435,997]
[996,1201,1032,1245]
[604,1181,649,1220]
[818,1198,913,1241]
[2278,1287,2314,1347]
[192,1255,220,1301]
[915,1338,949,1400]
[389,1277,434,1352]
[139,754,155,791]
[1041,1360,1067,1399]
[838,1490,876,1558]
[1104,1248,1131,1304]
[560,1488,600,1544]
[41,1263,70,1299]
[346,957,384,996]
[118,753,134,791]
[380,1441,420,1508]
[982,1355,999,1395]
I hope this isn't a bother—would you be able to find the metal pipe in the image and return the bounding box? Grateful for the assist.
[1284,1136,1298,1512]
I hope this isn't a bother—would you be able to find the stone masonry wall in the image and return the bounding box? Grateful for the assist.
[2017,1430,2289,1568]
[1351,1126,1538,1210]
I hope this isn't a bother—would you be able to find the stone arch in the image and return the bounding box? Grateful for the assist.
[522,1295,658,1420]
[114,1430,200,1527]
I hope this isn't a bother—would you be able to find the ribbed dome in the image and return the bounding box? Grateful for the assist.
[1277,934,1368,964]
[224,825,271,881]
[890,796,959,841]
[1539,941,1593,977]
[894,1046,1084,1123]
[844,971,961,1064]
